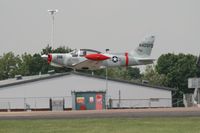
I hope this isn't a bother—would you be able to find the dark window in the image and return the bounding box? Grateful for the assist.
[57,55,63,59]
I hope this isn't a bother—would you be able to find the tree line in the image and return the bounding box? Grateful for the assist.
[0,45,71,80]
[0,45,200,101]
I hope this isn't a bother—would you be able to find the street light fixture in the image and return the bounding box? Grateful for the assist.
[47,9,59,46]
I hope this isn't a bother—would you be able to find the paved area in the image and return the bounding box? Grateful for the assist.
[0,107,200,120]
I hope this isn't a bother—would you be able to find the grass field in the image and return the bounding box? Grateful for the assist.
[0,117,200,133]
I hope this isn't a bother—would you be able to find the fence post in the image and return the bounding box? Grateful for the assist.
[63,98,65,111]
[149,99,151,108]
[24,98,26,111]
[118,90,121,108]
[49,98,52,111]
[8,102,11,112]
[34,97,37,111]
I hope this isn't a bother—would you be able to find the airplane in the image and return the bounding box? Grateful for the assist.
[41,35,155,70]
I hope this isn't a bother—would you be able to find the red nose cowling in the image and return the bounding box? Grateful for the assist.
[48,54,52,64]
[85,54,110,61]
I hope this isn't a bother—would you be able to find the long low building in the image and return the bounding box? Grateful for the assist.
[0,72,174,111]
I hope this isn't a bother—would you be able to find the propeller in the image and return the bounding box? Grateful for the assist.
[41,54,52,64]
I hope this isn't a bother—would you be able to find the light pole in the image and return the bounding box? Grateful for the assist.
[105,49,109,109]
[105,49,109,92]
[47,9,58,46]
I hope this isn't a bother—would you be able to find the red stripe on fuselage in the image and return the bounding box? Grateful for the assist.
[125,52,129,66]
[85,53,110,61]
[48,54,52,64]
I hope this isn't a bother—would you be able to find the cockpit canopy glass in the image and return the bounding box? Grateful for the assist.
[70,49,101,57]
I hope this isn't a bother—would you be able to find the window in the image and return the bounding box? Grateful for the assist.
[70,49,78,57]
[79,50,87,57]
[57,55,63,59]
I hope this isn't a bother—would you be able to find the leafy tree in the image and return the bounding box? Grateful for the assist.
[127,67,141,80]
[0,52,21,79]
[142,65,167,86]
[29,54,49,75]
[53,46,72,53]
[94,67,141,81]
[156,54,198,91]
[41,45,72,55]
[41,44,53,55]
[156,53,179,75]
[93,68,122,79]
[156,53,200,98]
[0,45,73,81]
[18,53,33,76]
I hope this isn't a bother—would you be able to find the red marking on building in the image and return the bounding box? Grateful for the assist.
[85,54,110,61]
[96,94,103,110]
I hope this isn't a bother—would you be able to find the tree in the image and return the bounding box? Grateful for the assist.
[142,65,167,86]
[41,44,53,55]
[29,54,49,75]
[18,53,33,76]
[0,45,73,81]
[53,46,72,53]
[127,67,141,80]
[0,52,21,80]
[156,53,179,75]
[41,45,72,55]
[156,53,199,98]
[93,67,141,81]
[157,54,198,89]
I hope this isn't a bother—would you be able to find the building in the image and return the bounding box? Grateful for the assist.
[0,72,174,111]
[184,78,200,107]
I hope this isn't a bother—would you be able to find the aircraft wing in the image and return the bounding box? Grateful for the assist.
[73,60,103,70]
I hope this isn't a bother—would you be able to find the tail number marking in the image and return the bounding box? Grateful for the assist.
[139,44,153,48]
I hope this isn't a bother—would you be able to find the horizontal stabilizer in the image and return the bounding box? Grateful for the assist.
[136,58,155,65]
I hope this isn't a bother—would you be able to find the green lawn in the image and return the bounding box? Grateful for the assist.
[0,117,200,133]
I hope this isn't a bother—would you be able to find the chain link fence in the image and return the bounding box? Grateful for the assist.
[109,98,172,108]
[0,97,180,111]
[0,96,72,111]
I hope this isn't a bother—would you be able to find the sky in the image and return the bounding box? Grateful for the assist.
[0,0,200,59]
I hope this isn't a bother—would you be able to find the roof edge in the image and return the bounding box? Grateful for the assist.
[0,73,71,89]
[72,72,176,91]
[0,72,176,91]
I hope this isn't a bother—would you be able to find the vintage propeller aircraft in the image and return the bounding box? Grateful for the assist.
[42,35,155,70]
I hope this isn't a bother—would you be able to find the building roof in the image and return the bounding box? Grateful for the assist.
[0,72,175,91]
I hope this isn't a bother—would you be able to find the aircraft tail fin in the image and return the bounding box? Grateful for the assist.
[131,35,155,57]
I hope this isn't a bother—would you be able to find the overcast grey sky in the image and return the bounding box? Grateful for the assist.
[0,0,200,58]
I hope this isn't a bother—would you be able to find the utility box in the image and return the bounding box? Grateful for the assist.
[72,91,106,110]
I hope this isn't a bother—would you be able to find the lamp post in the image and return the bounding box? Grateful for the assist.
[47,9,58,46]
[105,49,109,92]
[105,49,109,109]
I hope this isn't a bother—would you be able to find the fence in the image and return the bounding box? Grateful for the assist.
[109,98,172,108]
[0,97,175,111]
[0,96,72,111]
